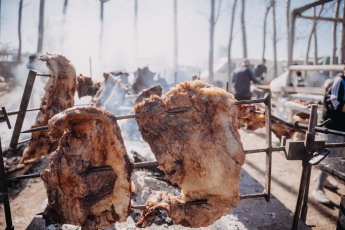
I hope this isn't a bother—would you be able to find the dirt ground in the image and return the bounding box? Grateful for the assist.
[0,128,343,229]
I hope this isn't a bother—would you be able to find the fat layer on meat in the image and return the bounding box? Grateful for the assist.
[134,80,245,228]
[21,53,76,163]
[41,107,134,229]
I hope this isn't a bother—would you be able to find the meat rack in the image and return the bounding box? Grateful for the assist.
[1,70,345,230]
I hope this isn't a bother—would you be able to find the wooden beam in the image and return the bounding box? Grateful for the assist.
[296,15,343,23]
[289,64,345,72]
[283,86,325,95]
[292,0,332,15]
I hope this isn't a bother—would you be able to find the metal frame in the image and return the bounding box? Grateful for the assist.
[235,93,273,201]
[5,80,341,229]
[0,136,14,230]
[10,70,37,148]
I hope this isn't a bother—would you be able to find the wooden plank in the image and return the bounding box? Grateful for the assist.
[283,86,325,95]
[296,15,343,23]
[293,0,332,15]
[289,64,345,72]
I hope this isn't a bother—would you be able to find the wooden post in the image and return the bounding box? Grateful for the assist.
[227,0,237,84]
[208,0,215,83]
[63,0,68,15]
[17,0,23,63]
[331,0,341,77]
[173,0,178,76]
[271,0,277,78]
[339,1,345,64]
[262,4,271,60]
[286,11,296,88]
[241,0,247,58]
[37,0,45,53]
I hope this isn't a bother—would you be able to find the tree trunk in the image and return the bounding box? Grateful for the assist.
[209,0,215,83]
[305,5,323,68]
[63,0,68,15]
[313,6,318,65]
[0,0,2,40]
[134,0,138,62]
[18,0,23,63]
[262,5,271,60]
[272,0,277,78]
[37,0,45,53]
[173,0,178,76]
[339,1,345,64]
[227,0,238,85]
[286,0,290,61]
[331,0,340,76]
[241,0,247,58]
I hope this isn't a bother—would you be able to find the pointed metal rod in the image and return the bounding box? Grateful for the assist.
[2,104,93,117]
[8,147,286,181]
[36,194,263,212]
[20,107,191,133]
[9,161,160,181]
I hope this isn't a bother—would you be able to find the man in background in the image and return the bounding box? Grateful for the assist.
[255,58,267,82]
[232,58,261,100]
[312,70,345,204]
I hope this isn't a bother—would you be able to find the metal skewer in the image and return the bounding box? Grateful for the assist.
[20,107,192,133]
[8,147,285,181]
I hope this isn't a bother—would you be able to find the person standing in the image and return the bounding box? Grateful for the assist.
[312,71,345,204]
[254,58,267,81]
[232,58,260,100]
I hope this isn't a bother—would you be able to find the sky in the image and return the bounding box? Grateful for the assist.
[0,0,341,81]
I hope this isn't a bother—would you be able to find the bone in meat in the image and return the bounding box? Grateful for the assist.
[41,107,134,229]
[134,80,245,228]
[21,53,77,163]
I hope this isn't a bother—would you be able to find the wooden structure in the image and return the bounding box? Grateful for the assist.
[286,0,344,88]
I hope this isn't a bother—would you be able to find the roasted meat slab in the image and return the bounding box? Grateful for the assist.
[41,107,134,229]
[76,74,100,98]
[21,53,76,163]
[134,81,245,228]
[134,84,162,104]
[92,73,129,111]
[236,104,295,139]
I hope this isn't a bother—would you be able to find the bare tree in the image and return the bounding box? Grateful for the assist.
[208,0,221,83]
[0,0,2,39]
[63,0,68,15]
[331,0,340,76]
[286,0,290,59]
[305,5,324,67]
[241,0,247,58]
[134,0,138,61]
[173,0,178,76]
[227,0,238,85]
[262,3,271,60]
[313,6,318,65]
[18,0,23,63]
[339,1,345,64]
[271,0,277,78]
[37,0,45,53]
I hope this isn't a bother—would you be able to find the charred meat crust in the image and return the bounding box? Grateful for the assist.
[21,53,77,164]
[41,107,134,229]
[134,81,245,228]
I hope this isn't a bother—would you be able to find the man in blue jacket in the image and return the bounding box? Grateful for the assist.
[312,71,345,204]
[232,59,261,100]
